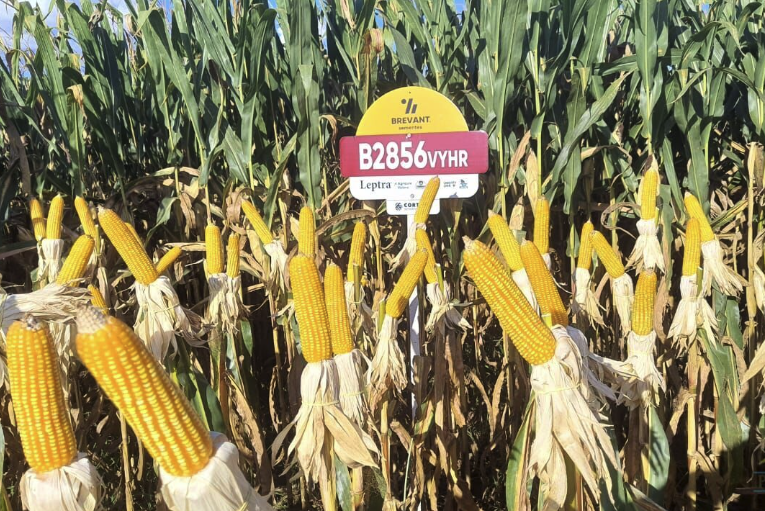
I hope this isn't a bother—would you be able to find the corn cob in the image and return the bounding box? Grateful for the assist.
[290,254,333,363]
[75,308,212,476]
[520,240,568,326]
[463,239,556,365]
[347,221,367,281]
[7,317,77,473]
[683,193,715,242]
[640,168,659,220]
[226,234,241,278]
[577,221,594,271]
[46,195,64,240]
[298,207,316,257]
[533,197,550,254]
[386,250,428,318]
[414,177,440,224]
[30,198,46,242]
[88,284,108,312]
[125,221,142,245]
[75,196,97,238]
[590,231,626,278]
[415,229,438,284]
[98,207,159,285]
[205,224,224,275]
[632,270,657,336]
[56,235,95,286]
[487,211,523,271]
[325,263,354,355]
[241,200,273,244]
[682,218,701,277]
[156,246,183,275]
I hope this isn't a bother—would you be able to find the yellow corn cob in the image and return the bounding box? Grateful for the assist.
[632,270,657,336]
[463,239,556,365]
[533,197,550,254]
[289,254,333,363]
[88,284,108,313]
[124,222,142,246]
[226,234,241,278]
[415,229,438,284]
[75,308,212,476]
[7,317,77,473]
[56,235,95,286]
[520,240,568,327]
[590,231,626,278]
[30,198,46,242]
[683,218,701,277]
[487,211,523,271]
[241,200,273,244]
[298,207,316,257]
[205,224,224,275]
[347,221,367,281]
[155,246,183,275]
[325,263,354,356]
[98,208,159,285]
[414,177,440,224]
[683,193,715,242]
[577,221,594,271]
[75,197,97,238]
[46,195,64,240]
[640,168,659,220]
[386,250,428,319]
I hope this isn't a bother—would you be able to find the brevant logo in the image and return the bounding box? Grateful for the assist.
[402,98,418,115]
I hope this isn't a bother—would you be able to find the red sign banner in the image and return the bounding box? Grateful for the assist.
[340,131,489,177]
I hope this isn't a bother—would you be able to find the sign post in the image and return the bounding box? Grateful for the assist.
[340,86,488,419]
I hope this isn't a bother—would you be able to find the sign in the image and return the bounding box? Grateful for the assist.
[386,199,441,216]
[341,86,487,215]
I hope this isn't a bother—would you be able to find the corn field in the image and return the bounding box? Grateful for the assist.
[1,0,765,509]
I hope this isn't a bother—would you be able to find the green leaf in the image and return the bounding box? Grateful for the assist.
[335,457,353,511]
[647,406,670,503]
[506,403,532,510]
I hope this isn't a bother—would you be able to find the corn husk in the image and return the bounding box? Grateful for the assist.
[668,274,717,349]
[344,281,375,337]
[571,267,604,326]
[700,238,744,296]
[528,326,617,510]
[263,240,288,292]
[160,433,273,511]
[512,268,539,312]
[390,223,425,271]
[274,360,377,510]
[134,276,198,360]
[20,454,102,511]
[0,284,90,334]
[38,238,66,286]
[369,315,407,411]
[425,282,469,334]
[627,218,665,272]
[335,349,369,427]
[207,274,244,335]
[542,252,551,270]
[612,273,634,335]
[565,326,617,404]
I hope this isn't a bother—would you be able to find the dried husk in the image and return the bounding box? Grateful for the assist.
[38,238,66,286]
[0,284,90,334]
[390,223,425,271]
[565,326,617,404]
[335,349,369,427]
[752,264,765,313]
[207,274,244,335]
[344,281,375,337]
[528,327,617,510]
[263,240,288,292]
[134,276,198,361]
[627,218,665,272]
[425,282,469,335]
[612,273,634,335]
[512,268,539,312]
[542,252,551,270]
[668,275,717,349]
[571,267,604,326]
[20,454,102,511]
[700,238,744,296]
[369,315,408,410]
[160,433,273,511]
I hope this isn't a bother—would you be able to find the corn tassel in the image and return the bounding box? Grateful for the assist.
[30,198,46,242]
[487,210,523,271]
[205,224,224,275]
[520,240,568,327]
[290,254,333,362]
[46,195,64,240]
[76,308,212,476]
[463,239,556,365]
[98,207,159,285]
[56,235,95,286]
[533,197,550,254]
[156,247,183,275]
